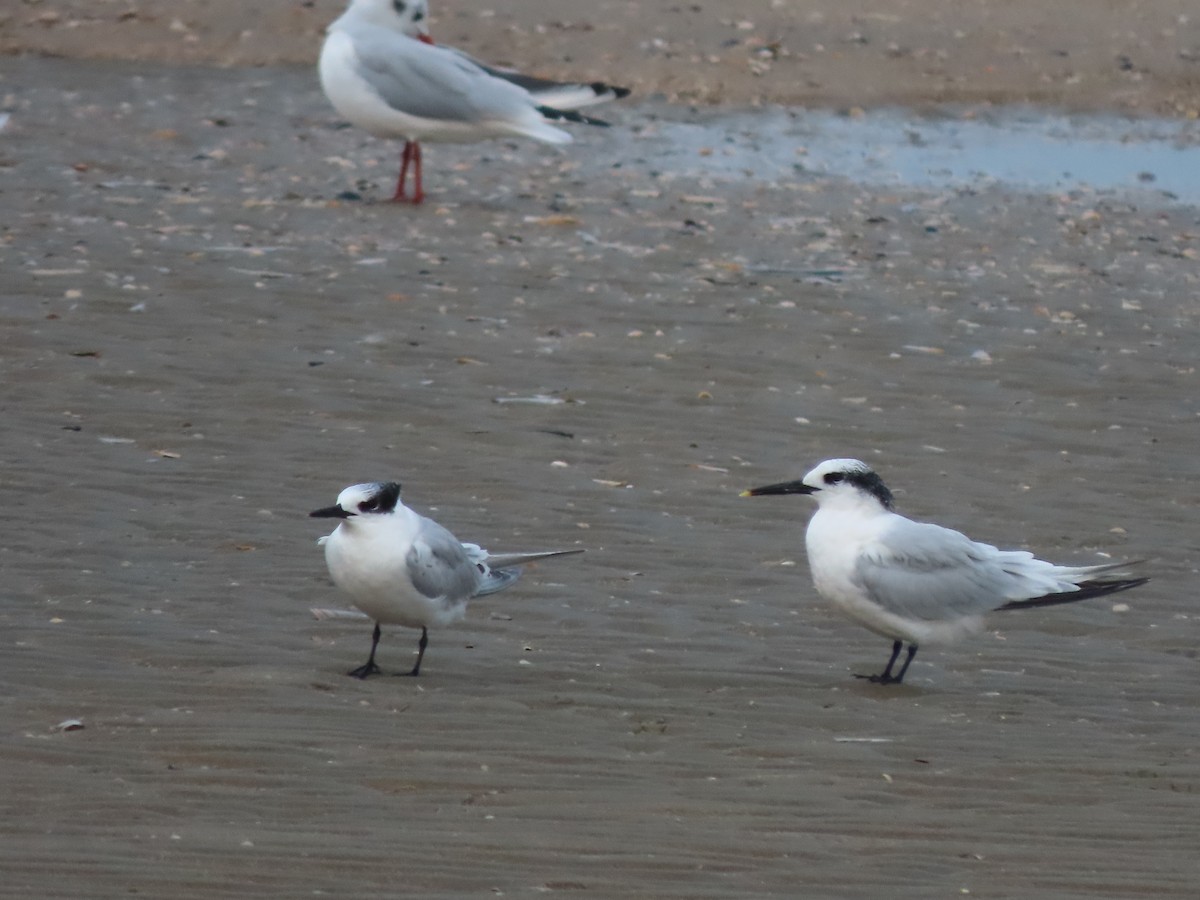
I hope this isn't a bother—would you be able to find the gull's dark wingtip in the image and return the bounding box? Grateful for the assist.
[596,82,633,99]
[537,105,612,127]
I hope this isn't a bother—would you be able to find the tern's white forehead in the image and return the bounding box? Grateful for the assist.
[336,482,378,509]
[803,458,895,510]
[803,458,874,486]
[335,481,403,514]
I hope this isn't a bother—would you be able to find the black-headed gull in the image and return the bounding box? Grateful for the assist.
[311,481,582,677]
[318,0,631,203]
[744,458,1147,685]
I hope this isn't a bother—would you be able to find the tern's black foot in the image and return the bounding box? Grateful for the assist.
[856,641,918,685]
[854,672,905,685]
[347,662,382,679]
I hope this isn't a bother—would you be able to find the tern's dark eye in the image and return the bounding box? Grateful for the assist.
[358,498,379,513]
[824,472,845,485]
[413,10,424,21]
[392,1,407,14]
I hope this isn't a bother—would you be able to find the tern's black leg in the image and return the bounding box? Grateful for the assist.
[880,639,904,679]
[855,639,917,685]
[347,621,384,679]
[397,626,428,678]
[892,644,919,684]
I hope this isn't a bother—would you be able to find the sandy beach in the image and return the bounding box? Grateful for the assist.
[2,2,1199,897]
[5,0,1200,115]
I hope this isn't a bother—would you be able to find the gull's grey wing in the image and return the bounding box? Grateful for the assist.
[438,45,585,96]
[854,519,1040,622]
[405,517,482,601]
[450,50,623,106]
[349,28,532,122]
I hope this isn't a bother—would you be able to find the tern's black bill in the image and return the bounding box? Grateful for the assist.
[741,480,817,497]
[310,505,352,519]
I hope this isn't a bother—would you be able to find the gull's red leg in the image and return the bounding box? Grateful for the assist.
[392,140,413,202]
[397,34,432,203]
[411,142,425,205]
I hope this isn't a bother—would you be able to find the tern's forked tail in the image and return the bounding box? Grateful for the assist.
[470,547,584,598]
[483,548,585,568]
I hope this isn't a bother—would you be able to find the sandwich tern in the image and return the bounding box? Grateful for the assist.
[311,481,581,677]
[743,458,1147,684]
[319,0,630,203]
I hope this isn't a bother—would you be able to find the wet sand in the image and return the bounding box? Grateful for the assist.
[2,8,1200,899]
[4,0,1200,114]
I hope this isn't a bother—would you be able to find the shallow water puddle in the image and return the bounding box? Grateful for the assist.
[628,108,1200,203]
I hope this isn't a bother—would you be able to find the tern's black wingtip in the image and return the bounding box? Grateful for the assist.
[998,575,1150,611]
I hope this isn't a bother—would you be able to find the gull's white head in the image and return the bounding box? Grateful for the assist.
[310,481,404,522]
[743,458,895,511]
[343,0,430,39]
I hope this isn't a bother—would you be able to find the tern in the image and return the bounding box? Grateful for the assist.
[743,458,1147,684]
[311,481,581,677]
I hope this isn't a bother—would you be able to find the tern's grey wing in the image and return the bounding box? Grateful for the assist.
[854,519,1032,622]
[473,566,523,597]
[351,30,532,122]
[405,517,482,601]
[460,547,581,598]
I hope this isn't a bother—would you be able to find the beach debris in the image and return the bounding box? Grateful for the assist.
[310,607,370,622]
[834,737,894,743]
[492,395,567,405]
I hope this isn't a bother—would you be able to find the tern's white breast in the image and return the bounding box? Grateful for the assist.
[805,507,880,617]
[321,513,467,629]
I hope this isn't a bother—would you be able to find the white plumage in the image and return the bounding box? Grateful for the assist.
[745,458,1147,684]
[318,0,630,202]
[312,481,581,677]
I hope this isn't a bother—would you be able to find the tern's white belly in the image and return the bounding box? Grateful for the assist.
[321,524,467,629]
